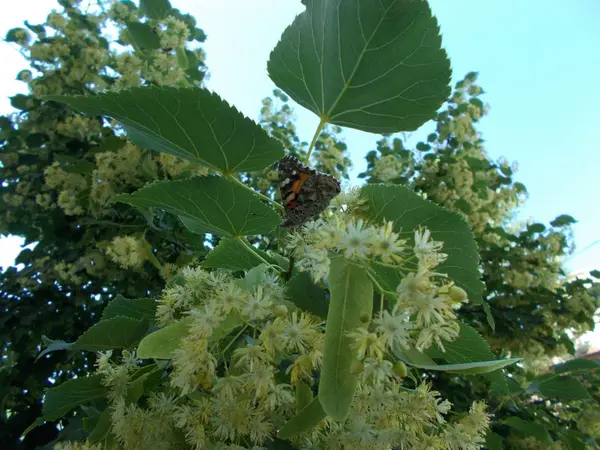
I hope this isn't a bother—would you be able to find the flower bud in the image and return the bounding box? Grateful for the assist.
[448,286,468,303]
[392,361,408,378]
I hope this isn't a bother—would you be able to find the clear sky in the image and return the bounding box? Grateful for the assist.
[1,0,599,278]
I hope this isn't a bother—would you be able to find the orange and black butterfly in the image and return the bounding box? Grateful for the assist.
[278,156,341,228]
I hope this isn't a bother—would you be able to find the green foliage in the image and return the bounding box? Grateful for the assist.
[285,271,329,319]
[115,176,282,237]
[24,375,108,435]
[48,87,284,172]
[277,396,327,439]
[268,0,451,133]
[136,317,192,359]
[100,295,157,321]
[362,184,485,304]
[72,316,148,351]
[202,237,271,271]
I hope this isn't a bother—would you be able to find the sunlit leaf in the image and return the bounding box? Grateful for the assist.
[137,317,193,359]
[268,0,451,133]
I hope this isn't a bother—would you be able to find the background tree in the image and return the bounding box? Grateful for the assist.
[1,1,209,447]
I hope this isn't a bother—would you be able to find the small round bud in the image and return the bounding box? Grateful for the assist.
[359,312,371,323]
[449,286,468,303]
[274,304,288,318]
[392,361,408,378]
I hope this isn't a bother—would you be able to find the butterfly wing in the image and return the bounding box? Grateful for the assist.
[278,156,340,228]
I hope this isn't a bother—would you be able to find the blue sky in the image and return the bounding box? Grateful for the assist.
[1,0,599,276]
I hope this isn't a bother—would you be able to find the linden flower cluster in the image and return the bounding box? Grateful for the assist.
[288,207,467,353]
[104,236,145,269]
[287,215,408,282]
[73,266,491,450]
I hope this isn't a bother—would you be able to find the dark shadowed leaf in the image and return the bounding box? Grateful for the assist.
[126,22,161,50]
[286,271,329,319]
[114,176,281,237]
[268,0,451,133]
[503,417,552,444]
[550,214,577,227]
[88,408,111,444]
[530,374,590,401]
[554,358,600,374]
[23,375,108,435]
[47,86,284,172]
[485,432,504,450]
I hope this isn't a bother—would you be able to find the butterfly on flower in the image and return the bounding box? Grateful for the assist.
[278,156,341,228]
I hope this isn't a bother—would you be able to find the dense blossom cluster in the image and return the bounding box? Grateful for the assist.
[287,195,467,354]
[58,264,491,450]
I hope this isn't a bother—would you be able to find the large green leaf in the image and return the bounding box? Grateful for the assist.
[24,375,108,435]
[278,396,327,440]
[319,257,373,421]
[47,86,284,172]
[202,237,267,271]
[73,316,148,351]
[361,184,484,304]
[101,295,157,321]
[114,176,281,237]
[425,323,494,363]
[529,374,591,401]
[267,0,451,133]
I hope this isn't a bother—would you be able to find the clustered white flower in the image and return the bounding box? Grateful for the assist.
[287,200,468,355]
[288,215,408,282]
[81,265,491,450]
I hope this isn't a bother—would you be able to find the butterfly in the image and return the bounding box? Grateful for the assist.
[278,156,341,228]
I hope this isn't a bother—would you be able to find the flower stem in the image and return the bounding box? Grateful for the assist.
[366,270,397,299]
[305,118,327,164]
[237,237,284,272]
